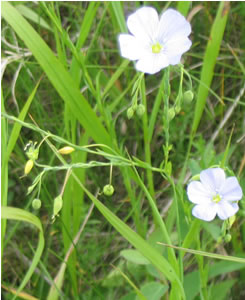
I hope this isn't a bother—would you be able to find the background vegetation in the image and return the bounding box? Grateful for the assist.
[1,1,245,300]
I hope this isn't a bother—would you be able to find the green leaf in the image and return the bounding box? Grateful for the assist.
[159,242,245,263]
[191,2,229,134]
[16,4,52,31]
[138,282,168,300]
[209,279,236,300]
[6,78,41,161]
[120,249,151,265]
[1,206,44,299]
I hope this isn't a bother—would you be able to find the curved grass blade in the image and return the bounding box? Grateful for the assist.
[1,206,45,299]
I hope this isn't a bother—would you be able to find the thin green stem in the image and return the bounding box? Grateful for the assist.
[140,75,155,200]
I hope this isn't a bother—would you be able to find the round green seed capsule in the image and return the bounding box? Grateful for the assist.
[183,90,194,104]
[32,198,41,210]
[127,107,135,119]
[224,234,232,243]
[103,184,114,196]
[136,104,145,117]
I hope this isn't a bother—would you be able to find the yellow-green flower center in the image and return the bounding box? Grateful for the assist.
[212,194,221,203]
[152,42,162,54]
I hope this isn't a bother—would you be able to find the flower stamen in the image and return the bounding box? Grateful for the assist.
[212,194,222,203]
[152,42,162,54]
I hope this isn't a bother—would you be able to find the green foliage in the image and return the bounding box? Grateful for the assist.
[1,1,245,300]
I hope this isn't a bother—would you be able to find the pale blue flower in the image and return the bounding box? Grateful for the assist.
[187,168,243,221]
[118,7,192,74]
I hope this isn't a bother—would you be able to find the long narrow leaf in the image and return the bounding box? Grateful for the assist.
[191,2,229,134]
[1,207,45,298]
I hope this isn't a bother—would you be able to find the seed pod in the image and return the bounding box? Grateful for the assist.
[32,198,41,210]
[127,107,135,119]
[58,146,75,155]
[136,104,145,117]
[103,184,114,196]
[24,159,34,175]
[183,90,194,104]
[224,234,232,243]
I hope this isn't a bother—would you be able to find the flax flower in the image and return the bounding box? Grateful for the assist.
[118,7,192,74]
[187,168,243,221]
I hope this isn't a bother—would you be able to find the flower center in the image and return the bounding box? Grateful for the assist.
[212,194,222,203]
[152,42,162,54]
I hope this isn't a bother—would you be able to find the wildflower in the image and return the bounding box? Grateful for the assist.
[187,168,243,221]
[118,7,192,74]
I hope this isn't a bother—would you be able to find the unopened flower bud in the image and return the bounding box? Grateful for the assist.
[136,104,145,117]
[32,198,41,210]
[168,107,175,121]
[183,90,194,104]
[58,146,75,155]
[127,107,135,119]
[174,105,181,114]
[24,159,34,175]
[103,184,114,196]
[224,234,232,243]
[52,195,63,219]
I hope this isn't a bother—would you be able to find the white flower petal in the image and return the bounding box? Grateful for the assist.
[192,203,217,221]
[216,202,239,220]
[135,52,169,74]
[164,37,192,64]
[127,7,159,44]
[118,34,145,60]
[168,55,181,65]
[187,181,212,204]
[200,168,226,193]
[158,9,191,44]
[221,177,243,201]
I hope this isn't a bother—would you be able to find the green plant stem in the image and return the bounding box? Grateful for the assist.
[140,75,155,200]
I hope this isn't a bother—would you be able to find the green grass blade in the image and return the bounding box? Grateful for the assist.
[191,2,229,135]
[2,2,112,147]
[1,89,8,256]
[1,206,45,299]
[110,2,127,33]
[176,1,191,16]
[16,4,52,31]
[6,78,41,161]
[158,243,245,263]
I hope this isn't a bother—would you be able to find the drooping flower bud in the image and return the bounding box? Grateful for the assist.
[136,104,145,117]
[183,90,194,104]
[103,184,114,196]
[24,159,34,175]
[58,146,75,155]
[168,107,175,121]
[32,198,42,210]
[52,195,63,219]
[127,107,135,119]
